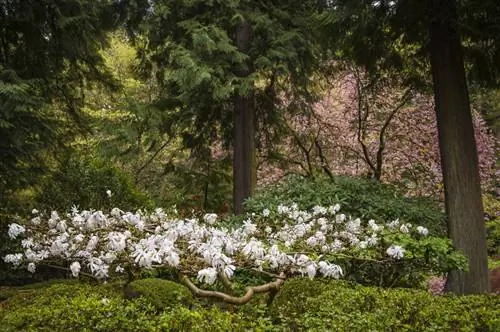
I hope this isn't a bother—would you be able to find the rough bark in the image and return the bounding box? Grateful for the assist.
[429,0,490,294]
[233,21,256,215]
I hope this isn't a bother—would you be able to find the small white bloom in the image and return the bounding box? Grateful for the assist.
[223,264,235,279]
[386,245,405,259]
[31,209,39,215]
[262,208,270,217]
[203,213,218,225]
[312,205,327,215]
[399,224,410,233]
[242,219,257,235]
[21,238,34,249]
[4,253,23,266]
[197,267,218,285]
[368,219,381,232]
[318,261,343,279]
[31,216,41,225]
[115,265,125,273]
[328,204,341,214]
[106,190,112,198]
[70,261,81,277]
[387,219,400,230]
[8,223,25,239]
[306,264,317,280]
[417,226,429,236]
[335,214,346,223]
[27,262,36,273]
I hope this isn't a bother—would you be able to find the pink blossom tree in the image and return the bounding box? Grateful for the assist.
[257,67,497,197]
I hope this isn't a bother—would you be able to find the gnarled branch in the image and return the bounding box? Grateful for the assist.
[180,273,286,305]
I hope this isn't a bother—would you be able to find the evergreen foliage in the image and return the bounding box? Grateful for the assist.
[0,0,120,209]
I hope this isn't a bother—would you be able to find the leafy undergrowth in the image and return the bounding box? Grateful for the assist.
[1,278,499,332]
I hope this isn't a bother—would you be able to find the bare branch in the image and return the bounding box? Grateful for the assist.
[375,88,412,180]
[135,137,174,180]
[217,270,234,294]
[180,273,286,305]
[354,71,376,174]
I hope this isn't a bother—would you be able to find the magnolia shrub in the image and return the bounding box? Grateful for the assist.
[4,203,466,303]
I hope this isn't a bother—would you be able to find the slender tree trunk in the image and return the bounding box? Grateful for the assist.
[429,0,490,294]
[233,22,256,215]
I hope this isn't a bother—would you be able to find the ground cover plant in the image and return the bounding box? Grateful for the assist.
[1,277,499,331]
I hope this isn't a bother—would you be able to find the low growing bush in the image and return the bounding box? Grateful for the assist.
[124,278,194,310]
[0,282,158,332]
[246,175,447,235]
[271,278,500,331]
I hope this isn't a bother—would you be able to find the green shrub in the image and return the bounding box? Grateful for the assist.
[484,194,500,258]
[124,278,194,310]
[0,281,274,331]
[271,278,500,331]
[156,306,275,331]
[246,175,447,235]
[36,154,152,212]
[2,279,498,331]
[0,282,158,332]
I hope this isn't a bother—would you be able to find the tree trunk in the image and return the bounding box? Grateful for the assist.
[233,22,255,215]
[429,0,490,294]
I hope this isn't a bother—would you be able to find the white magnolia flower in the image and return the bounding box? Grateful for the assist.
[4,253,23,266]
[21,238,34,249]
[242,219,257,235]
[70,261,81,277]
[386,245,405,259]
[328,204,341,214]
[417,226,429,236]
[8,223,25,239]
[86,236,99,252]
[277,204,290,214]
[318,261,343,279]
[387,219,400,230]
[223,264,236,279]
[88,257,109,279]
[31,216,41,225]
[312,205,327,215]
[335,214,346,223]
[242,239,265,260]
[203,213,218,225]
[368,219,381,232]
[27,262,36,273]
[108,232,127,252]
[399,224,410,233]
[197,267,218,285]
[306,264,317,280]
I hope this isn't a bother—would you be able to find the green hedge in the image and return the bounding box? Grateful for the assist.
[271,278,500,331]
[124,278,194,310]
[246,175,447,235]
[0,281,272,332]
[1,279,498,331]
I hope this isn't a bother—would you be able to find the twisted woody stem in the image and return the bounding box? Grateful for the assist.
[179,273,286,305]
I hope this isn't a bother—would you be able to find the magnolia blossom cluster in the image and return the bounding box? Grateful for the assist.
[4,204,429,284]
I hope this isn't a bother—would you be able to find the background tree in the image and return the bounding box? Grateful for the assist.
[0,0,120,212]
[318,0,498,293]
[429,0,489,294]
[126,0,320,213]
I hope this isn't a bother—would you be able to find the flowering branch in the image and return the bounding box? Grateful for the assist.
[4,203,458,304]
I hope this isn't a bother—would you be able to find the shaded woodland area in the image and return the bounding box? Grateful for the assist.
[0,1,499,330]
